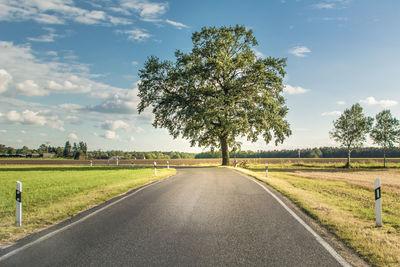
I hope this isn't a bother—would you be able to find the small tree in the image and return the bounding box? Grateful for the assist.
[370,110,400,167]
[329,103,373,167]
[63,141,72,158]
[138,25,291,165]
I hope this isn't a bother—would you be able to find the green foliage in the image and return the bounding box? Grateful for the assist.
[138,25,291,165]
[370,110,400,167]
[330,103,373,167]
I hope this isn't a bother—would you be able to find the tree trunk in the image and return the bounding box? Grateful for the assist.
[347,149,351,168]
[384,147,387,168]
[220,136,230,166]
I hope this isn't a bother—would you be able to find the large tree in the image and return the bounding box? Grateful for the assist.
[370,109,400,167]
[330,103,373,167]
[138,25,291,165]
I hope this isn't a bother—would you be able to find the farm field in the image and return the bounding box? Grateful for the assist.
[0,165,175,247]
[234,164,400,266]
[1,157,400,166]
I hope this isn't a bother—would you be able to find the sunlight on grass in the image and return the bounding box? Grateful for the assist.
[0,165,176,247]
[232,165,400,267]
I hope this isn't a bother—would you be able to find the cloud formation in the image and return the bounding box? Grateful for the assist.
[5,109,65,131]
[289,46,311,57]
[360,96,397,108]
[103,130,120,140]
[101,120,130,131]
[283,85,311,95]
[0,41,124,98]
[165,19,189,29]
[116,28,151,41]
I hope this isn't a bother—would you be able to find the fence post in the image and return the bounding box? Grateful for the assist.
[154,162,157,176]
[266,163,269,177]
[16,181,22,227]
[374,178,382,227]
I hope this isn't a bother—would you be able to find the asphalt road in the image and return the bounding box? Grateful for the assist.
[1,168,346,266]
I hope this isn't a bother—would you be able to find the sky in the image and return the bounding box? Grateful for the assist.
[0,0,399,152]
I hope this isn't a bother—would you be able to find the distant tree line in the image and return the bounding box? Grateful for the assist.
[2,144,400,160]
[195,147,400,159]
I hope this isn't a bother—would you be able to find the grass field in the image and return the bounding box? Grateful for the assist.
[234,163,400,266]
[0,165,176,247]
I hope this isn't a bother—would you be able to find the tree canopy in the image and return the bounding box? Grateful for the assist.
[370,109,400,167]
[330,103,373,167]
[138,25,291,165]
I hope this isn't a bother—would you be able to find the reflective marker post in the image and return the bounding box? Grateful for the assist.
[90,160,93,167]
[154,162,157,176]
[167,161,169,169]
[16,181,22,227]
[266,163,269,178]
[374,178,382,227]
[235,159,238,168]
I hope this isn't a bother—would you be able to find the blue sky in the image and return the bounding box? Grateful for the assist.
[0,0,399,152]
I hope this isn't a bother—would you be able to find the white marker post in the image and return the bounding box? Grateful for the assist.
[90,160,93,167]
[374,178,382,227]
[117,157,119,166]
[266,163,269,178]
[235,159,238,168]
[16,181,22,227]
[154,162,157,176]
[167,161,169,169]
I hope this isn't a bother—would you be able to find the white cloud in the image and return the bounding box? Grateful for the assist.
[0,41,125,98]
[5,109,65,131]
[313,3,335,9]
[16,139,23,143]
[0,0,132,26]
[336,101,345,105]
[27,27,61,42]
[40,133,48,137]
[131,61,139,66]
[0,69,12,93]
[103,130,120,140]
[6,110,23,122]
[283,85,311,95]
[21,130,26,134]
[322,111,341,116]
[116,29,151,41]
[101,120,130,131]
[253,48,265,59]
[21,110,46,125]
[68,132,78,140]
[0,130,6,133]
[16,80,49,96]
[129,136,135,142]
[87,90,140,114]
[289,46,311,57]
[360,96,398,108]
[165,19,189,29]
[120,0,168,21]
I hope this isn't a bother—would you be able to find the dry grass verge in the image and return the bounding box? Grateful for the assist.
[232,165,400,267]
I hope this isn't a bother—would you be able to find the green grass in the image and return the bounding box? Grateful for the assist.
[231,164,400,266]
[0,165,176,247]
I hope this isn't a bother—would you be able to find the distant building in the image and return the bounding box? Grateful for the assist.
[42,153,55,158]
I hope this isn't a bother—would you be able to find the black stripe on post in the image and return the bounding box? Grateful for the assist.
[16,190,22,202]
[375,187,381,200]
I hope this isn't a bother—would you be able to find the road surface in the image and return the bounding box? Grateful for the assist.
[1,167,347,266]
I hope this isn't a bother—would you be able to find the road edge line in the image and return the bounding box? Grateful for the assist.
[234,170,352,267]
[0,175,173,262]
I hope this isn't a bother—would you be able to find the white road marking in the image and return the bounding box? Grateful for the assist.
[235,170,352,267]
[0,178,170,262]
